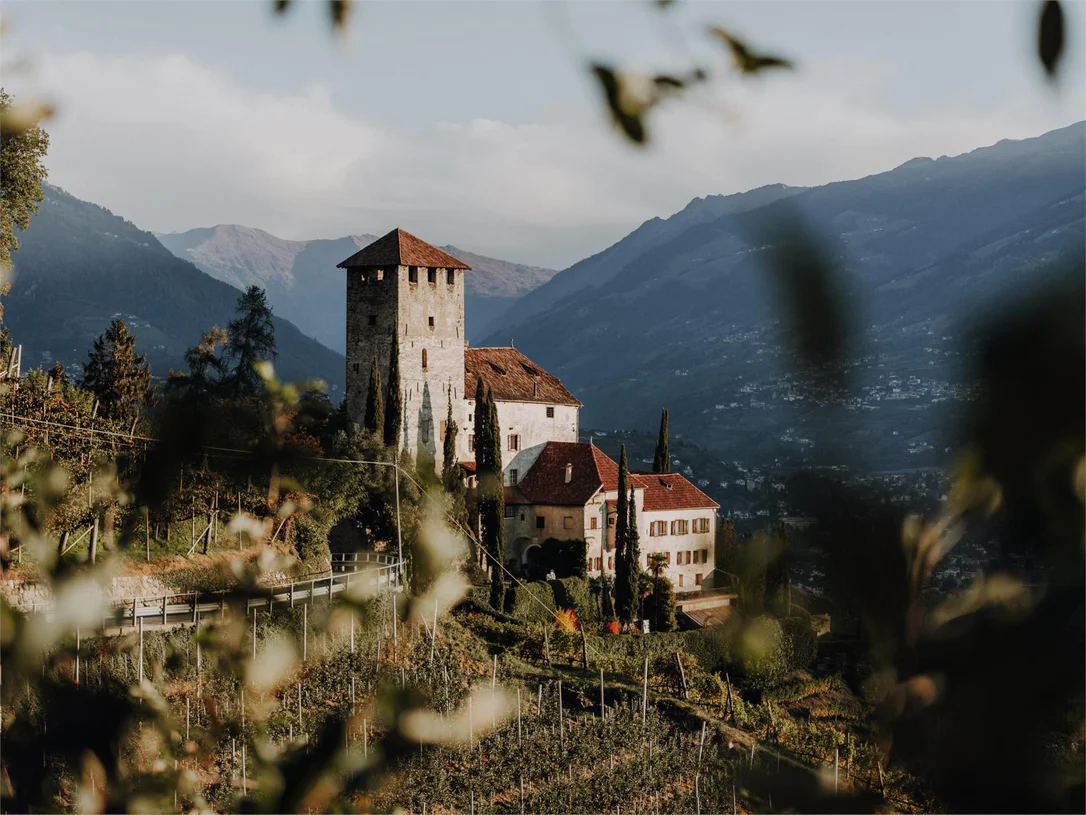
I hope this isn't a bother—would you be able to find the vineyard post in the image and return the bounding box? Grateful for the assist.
[392,592,398,650]
[240,685,245,730]
[190,498,195,552]
[350,676,355,706]
[75,628,80,684]
[350,613,355,654]
[144,506,150,562]
[363,718,368,758]
[520,776,524,815]
[89,516,99,564]
[750,741,756,769]
[196,631,202,698]
[137,617,144,682]
[537,684,542,715]
[252,609,257,655]
[543,624,551,666]
[675,652,688,700]
[429,596,438,665]
[517,688,522,746]
[558,680,564,746]
[580,626,589,673]
[237,492,242,552]
[877,757,886,798]
[642,657,649,726]
[834,747,839,795]
[297,683,302,728]
[725,672,735,724]
[214,491,219,548]
[468,697,474,748]
[242,742,247,790]
[186,696,190,741]
[231,737,236,785]
[599,667,605,722]
[303,603,308,662]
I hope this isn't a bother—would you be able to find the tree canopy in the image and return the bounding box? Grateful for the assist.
[81,317,152,421]
[226,285,276,397]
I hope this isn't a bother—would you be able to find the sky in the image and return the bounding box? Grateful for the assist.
[3,0,1084,269]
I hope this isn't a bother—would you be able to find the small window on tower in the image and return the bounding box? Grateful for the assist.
[546,407,555,418]
[508,434,520,452]
[353,362,360,374]
[447,269,455,285]
[368,315,377,326]
[468,434,475,451]
[408,267,418,284]
[422,349,428,370]
[427,269,436,284]
[428,316,435,329]
[376,269,384,281]
[439,420,446,441]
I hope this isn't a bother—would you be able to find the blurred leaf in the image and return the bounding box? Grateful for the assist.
[273,0,292,13]
[591,63,646,145]
[0,99,54,140]
[329,0,351,32]
[1038,0,1065,77]
[708,26,793,74]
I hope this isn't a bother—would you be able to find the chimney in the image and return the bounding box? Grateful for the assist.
[564,463,573,484]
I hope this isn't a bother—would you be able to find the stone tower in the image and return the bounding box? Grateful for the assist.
[338,228,471,468]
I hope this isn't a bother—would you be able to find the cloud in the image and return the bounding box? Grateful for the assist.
[25,49,1084,268]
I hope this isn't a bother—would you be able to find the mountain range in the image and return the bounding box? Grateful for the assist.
[155,227,558,350]
[5,187,347,395]
[482,122,1086,476]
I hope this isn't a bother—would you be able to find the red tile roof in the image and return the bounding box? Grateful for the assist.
[458,460,476,474]
[465,347,582,407]
[515,442,608,506]
[337,228,471,270]
[632,472,720,512]
[514,442,717,511]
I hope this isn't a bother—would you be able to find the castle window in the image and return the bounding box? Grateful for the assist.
[439,420,446,441]
[546,407,555,418]
[447,269,455,285]
[508,434,520,452]
[608,556,613,570]
[468,434,475,452]
[590,517,598,530]
[422,349,428,370]
[671,519,688,536]
[427,269,436,284]
[408,267,418,284]
[563,516,573,529]
[376,269,384,281]
[428,316,435,329]
[695,573,703,586]
[353,362,360,374]
[368,315,377,326]
[650,520,667,537]
[536,516,545,529]
[509,469,519,485]
[685,551,692,564]
[504,505,515,519]
[678,574,684,588]
[693,518,710,534]
[607,516,615,528]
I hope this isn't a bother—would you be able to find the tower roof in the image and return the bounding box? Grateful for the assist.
[336,228,472,270]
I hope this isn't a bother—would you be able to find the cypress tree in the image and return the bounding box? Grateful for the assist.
[652,408,670,473]
[441,389,459,488]
[364,353,384,434]
[613,444,631,627]
[485,388,505,609]
[473,378,488,475]
[383,334,402,448]
[624,483,642,624]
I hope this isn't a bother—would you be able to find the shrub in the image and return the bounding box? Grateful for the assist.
[603,619,621,635]
[549,576,597,623]
[503,581,555,623]
[554,608,578,632]
[780,615,817,671]
[643,574,677,632]
[736,615,788,692]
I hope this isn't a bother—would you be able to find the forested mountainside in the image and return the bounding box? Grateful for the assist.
[6,187,346,395]
[486,123,1086,476]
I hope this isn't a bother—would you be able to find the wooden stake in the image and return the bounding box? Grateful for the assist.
[600,667,605,721]
[641,656,649,725]
[834,746,839,795]
[74,628,80,684]
[144,506,150,562]
[89,516,99,564]
[429,597,438,665]
[303,603,308,662]
[558,680,564,746]
[137,617,144,682]
[517,687,522,746]
[675,652,688,700]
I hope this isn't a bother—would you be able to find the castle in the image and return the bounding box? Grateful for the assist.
[339,228,718,592]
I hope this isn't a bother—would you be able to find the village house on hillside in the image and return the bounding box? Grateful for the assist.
[339,228,717,592]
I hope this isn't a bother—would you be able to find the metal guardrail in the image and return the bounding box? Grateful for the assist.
[18,551,402,629]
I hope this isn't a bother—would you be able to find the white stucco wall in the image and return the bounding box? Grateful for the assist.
[457,399,579,480]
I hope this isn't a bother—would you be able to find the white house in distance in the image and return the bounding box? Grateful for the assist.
[340,229,719,594]
[504,441,719,592]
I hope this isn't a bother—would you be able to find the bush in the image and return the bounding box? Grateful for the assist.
[780,615,817,671]
[554,608,578,632]
[540,537,587,578]
[503,581,556,623]
[549,576,597,623]
[643,574,677,632]
[736,615,788,692]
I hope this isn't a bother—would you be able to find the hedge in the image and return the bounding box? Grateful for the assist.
[548,576,598,623]
[503,581,556,623]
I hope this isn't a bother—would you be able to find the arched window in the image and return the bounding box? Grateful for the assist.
[422,348,428,370]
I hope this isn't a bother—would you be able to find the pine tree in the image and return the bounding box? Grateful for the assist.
[168,326,228,401]
[383,334,402,448]
[652,408,670,473]
[364,353,384,435]
[624,483,642,624]
[227,285,277,396]
[613,444,631,626]
[82,318,152,420]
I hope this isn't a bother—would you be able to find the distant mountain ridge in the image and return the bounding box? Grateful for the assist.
[156,227,559,350]
[6,187,346,395]
[481,122,1086,476]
